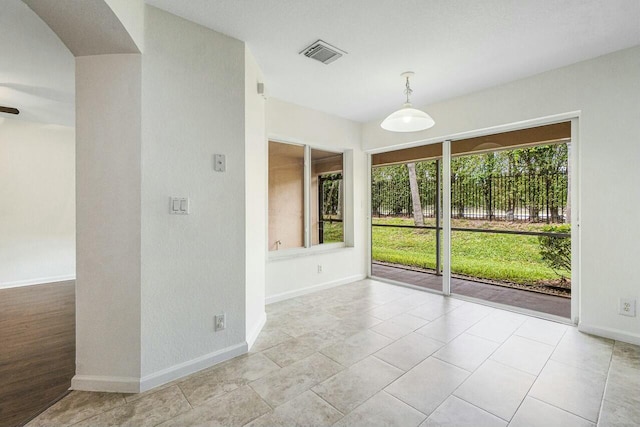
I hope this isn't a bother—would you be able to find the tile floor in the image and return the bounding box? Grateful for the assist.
[27,279,639,427]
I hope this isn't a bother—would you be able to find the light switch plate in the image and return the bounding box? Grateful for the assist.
[170,197,190,214]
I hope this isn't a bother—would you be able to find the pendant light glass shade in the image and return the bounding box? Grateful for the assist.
[381,71,435,133]
[381,102,435,132]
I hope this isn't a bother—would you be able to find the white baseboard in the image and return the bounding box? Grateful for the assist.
[266,274,366,305]
[0,275,76,289]
[246,312,267,351]
[578,322,640,346]
[71,375,141,393]
[139,342,247,392]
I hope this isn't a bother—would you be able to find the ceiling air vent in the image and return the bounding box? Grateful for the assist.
[300,40,346,65]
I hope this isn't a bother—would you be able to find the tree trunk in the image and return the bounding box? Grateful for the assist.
[407,163,424,226]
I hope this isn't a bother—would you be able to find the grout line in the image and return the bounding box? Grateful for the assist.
[309,389,345,417]
[595,340,616,424]
[443,394,511,423]
[176,383,194,410]
[528,396,597,425]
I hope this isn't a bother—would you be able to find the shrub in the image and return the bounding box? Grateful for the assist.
[538,225,571,279]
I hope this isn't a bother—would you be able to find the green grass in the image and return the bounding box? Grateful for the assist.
[372,217,570,285]
[323,222,344,243]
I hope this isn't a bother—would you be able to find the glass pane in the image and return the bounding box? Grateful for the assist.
[311,149,343,245]
[449,141,571,318]
[268,141,304,251]
[370,151,443,291]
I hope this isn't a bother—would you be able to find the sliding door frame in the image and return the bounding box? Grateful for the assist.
[368,112,580,324]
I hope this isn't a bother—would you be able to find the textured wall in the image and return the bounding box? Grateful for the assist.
[141,6,247,377]
[362,46,640,344]
[0,118,75,287]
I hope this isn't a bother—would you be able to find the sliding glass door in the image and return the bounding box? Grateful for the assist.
[370,121,575,319]
[370,142,444,292]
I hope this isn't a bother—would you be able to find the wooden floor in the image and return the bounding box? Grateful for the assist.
[0,281,75,427]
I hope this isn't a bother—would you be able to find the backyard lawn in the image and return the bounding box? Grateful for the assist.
[372,217,570,285]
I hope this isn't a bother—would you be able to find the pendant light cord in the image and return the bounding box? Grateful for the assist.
[404,76,413,104]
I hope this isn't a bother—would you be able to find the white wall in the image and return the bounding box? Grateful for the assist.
[266,99,367,302]
[140,6,247,380]
[74,53,142,390]
[0,118,75,288]
[362,46,640,344]
[105,0,145,52]
[244,48,267,346]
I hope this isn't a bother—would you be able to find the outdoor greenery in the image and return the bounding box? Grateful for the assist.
[372,218,571,284]
[370,144,571,285]
[323,221,344,243]
[372,144,569,222]
[538,224,572,279]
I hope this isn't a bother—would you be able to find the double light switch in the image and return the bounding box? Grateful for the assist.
[170,197,190,214]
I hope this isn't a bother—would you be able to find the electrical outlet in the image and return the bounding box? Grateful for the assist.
[317,264,323,273]
[619,298,636,317]
[214,313,226,331]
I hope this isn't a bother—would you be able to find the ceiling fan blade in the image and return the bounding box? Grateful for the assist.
[0,106,20,114]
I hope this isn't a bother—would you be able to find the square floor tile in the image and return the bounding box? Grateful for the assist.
[249,327,292,353]
[407,300,460,321]
[72,386,190,427]
[245,390,342,427]
[509,397,595,427]
[26,392,127,427]
[370,313,430,340]
[514,317,567,346]
[490,335,554,375]
[453,359,535,421]
[603,364,640,408]
[415,316,477,343]
[312,356,403,414]
[420,396,507,427]
[333,391,426,427]
[611,341,640,370]
[465,311,526,343]
[434,333,499,372]
[529,359,607,422]
[262,329,343,367]
[385,357,469,415]
[599,398,640,427]
[157,386,270,427]
[178,353,279,406]
[249,353,343,407]
[374,333,444,371]
[320,329,392,366]
[551,329,614,375]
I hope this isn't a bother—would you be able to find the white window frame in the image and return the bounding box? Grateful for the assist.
[268,137,351,260]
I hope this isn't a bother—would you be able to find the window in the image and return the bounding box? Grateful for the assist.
[269,141,344,252]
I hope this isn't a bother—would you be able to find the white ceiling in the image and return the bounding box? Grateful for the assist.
[1,0,75,127]
[148,0,640,123]
[4,0,639,127]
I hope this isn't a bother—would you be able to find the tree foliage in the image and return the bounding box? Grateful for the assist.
[372,144,569,223]
[537,224,571,279]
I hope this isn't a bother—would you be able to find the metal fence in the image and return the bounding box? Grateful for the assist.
[372,172,568,223]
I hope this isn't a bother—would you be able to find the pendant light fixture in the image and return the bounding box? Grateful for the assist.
[381,71,435,132]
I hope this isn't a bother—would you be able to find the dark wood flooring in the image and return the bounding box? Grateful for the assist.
[0,281,75,427]
[372,263,570,318]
